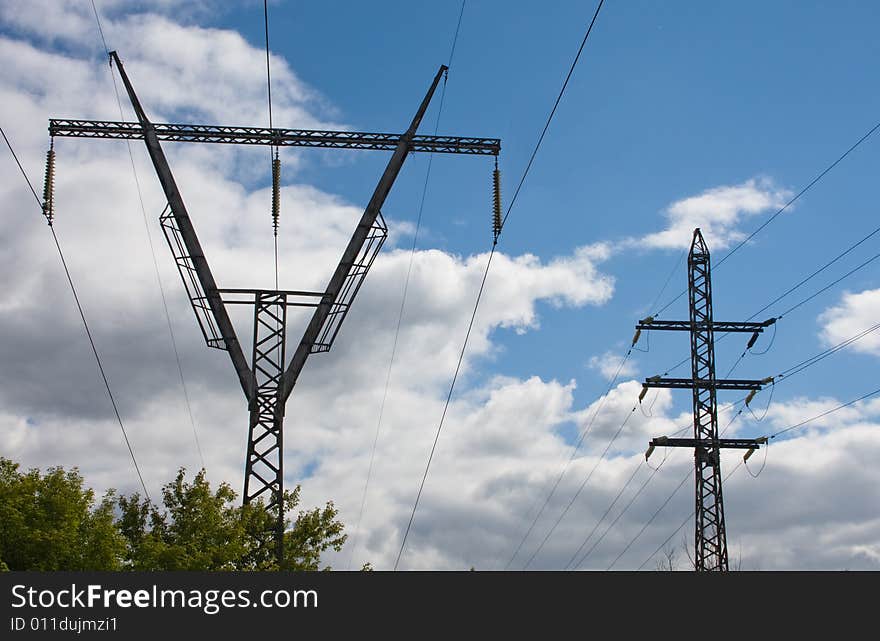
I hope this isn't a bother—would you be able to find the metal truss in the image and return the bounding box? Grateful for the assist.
[64,52,490,564]
[49,119,501,156]
[635,319,775,333]
[244,292,288,560]
[639,228,770,572]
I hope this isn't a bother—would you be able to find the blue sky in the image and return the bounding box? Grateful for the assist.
[2,1,880,570]
[205,0,880,426]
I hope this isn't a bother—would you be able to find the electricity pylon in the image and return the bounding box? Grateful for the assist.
[636,228,774,571]
[49,51,500,564]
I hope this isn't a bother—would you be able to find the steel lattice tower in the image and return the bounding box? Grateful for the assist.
[687,229,728,570]
[50,51,500,565]
[636,228,774,571]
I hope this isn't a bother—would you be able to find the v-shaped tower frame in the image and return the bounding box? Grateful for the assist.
[50,51,500,564]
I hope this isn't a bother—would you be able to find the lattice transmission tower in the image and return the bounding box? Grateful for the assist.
[636,228,773,571]
[47,51,500,564]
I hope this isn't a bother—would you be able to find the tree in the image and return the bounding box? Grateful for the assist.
[0,458,348,571]
[117,468,347,571]
[0,457,125,570]
[654,543,679,571]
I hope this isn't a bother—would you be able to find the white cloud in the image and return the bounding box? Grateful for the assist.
[819,288,880,357]
[0,2,616,572]
[588,350,638,381]
[635,178,792,250]
[2,3,878,573]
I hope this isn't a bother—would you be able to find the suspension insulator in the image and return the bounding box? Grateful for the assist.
[744,389,757,407]
[492,165,502,240]
[271,153,280,236]
[42,141,55,226]
[746,330,760,350]
[631,328,642,347]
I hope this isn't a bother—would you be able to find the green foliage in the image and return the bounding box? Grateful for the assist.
[0,458,349,571]
[118,468,347,571]
[0,457,125,570]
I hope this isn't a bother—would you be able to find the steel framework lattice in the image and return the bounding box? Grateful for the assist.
[638,228,773,571]
[49,51,499,564]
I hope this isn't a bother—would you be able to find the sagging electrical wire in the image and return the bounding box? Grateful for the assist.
[397,0,608,570]
[635,459,745,571]
[521,406,637,569]
[90,2,205,471]
[2,125,151,501]
[653,117,880,318]
[606,409,744,570]
[349,0,467,571]
[503,347,631,570]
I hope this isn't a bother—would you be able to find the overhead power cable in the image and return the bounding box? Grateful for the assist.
[347,0,466,571]
[395,0,607,570]
[522,405,636,569]
[598,321,880,569]
[564,404,739,570]
[2,126,151,501]
[769,386,880,440]
[653,118,880,317]
[647,222,880,382]
[504,348,631,569]
[90,1,205,470]
[747,222,880,322]
[637,384,880,571]
[635,460,745,571]
[577,315,880,568]
[605,410,744,570]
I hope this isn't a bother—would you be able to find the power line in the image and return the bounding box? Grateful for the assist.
[564,455,645,569]
[394,247,497,570]
[596,318,880,569]
[347,0,466,571]
[653,118,880,317]
[504,348,631,569]
[522,405,636,569]
[605,410,744,570]
[775,250,880,320]
[395,0,607,570]
[498,0,605,233]
[90,2,205,471]
[777,321,880,381]
[2,125,151,501]
[769,386,880,440]
[746,222,880,322]
[637,383,880,570]
[636,460,745,571]
[566,402,740,570]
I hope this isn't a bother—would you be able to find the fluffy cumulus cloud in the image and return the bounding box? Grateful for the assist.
[1,2,877,572]
[636,178,792,250]
[588,350,638,381]
[819,288,880,356]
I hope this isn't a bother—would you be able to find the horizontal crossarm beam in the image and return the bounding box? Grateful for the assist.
[643,377,768,391]
[650,437,766,449]
[635,318,775,332]
[49,119,501,156]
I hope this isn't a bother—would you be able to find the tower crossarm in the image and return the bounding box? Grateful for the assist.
[642,377,769,391]
[635,318,775,333]
[649,437,766,449]
[48,119,501,156]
